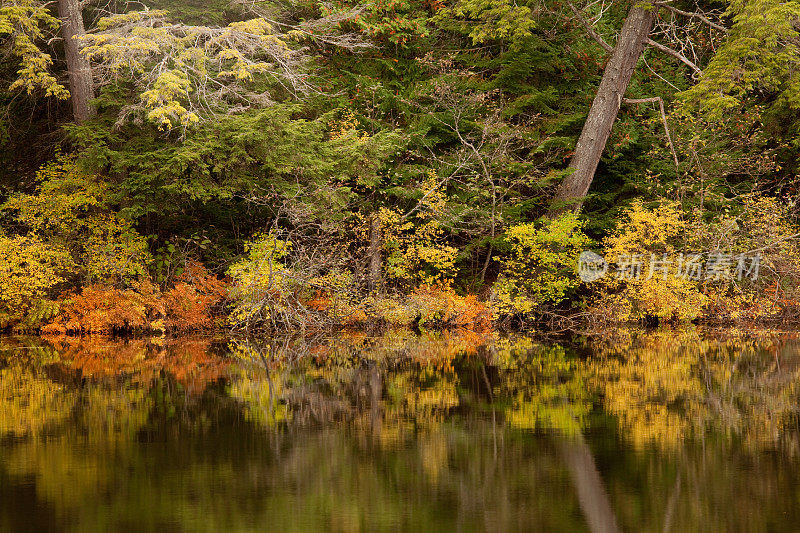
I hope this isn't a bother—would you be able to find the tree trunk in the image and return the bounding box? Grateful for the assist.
[58,0,95,123]
[549,5,656,216]
[367,213,382,292]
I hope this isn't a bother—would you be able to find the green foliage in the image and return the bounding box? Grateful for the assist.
[70,105,401,218]
[434,0,538,45]
[682,0,800,120]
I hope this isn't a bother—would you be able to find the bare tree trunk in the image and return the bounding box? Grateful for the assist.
[58,0,95,123]
[549,5,656,216]
[367,213,382,292]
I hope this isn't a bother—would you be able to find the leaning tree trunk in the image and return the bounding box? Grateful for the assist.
[366,213,382,293]
[58,0,95,123]
[549,5,656,216]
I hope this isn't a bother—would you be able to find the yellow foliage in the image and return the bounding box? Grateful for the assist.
[329,110,370,142]
[0,1,70,99]
[141,71,200,129]
[591,201,708,323]
[493,213,591,317]
[366,285,490,331]
[0,235,72,328]
[227,233,293,327]
[379,170,458,287]
[2,156,151,286]
[592,197,800,323]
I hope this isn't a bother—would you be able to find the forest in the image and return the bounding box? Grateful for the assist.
[2,0,800,334]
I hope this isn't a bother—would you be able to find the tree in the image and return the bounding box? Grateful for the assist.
[550,4,656,215]
[0,0,69,99]
[58,0,95,122]
[549,1,727,215]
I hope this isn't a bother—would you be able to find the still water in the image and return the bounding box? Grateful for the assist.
[1,330,800,532]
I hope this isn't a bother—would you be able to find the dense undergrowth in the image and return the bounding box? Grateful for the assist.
[2,155,800,334]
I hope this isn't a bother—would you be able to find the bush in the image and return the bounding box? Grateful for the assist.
[163,262,227,330]
[590,197,800,323]
[591,201,708,323]
[492,214,591,318]
[2,156,151,286]
[370,285,490,330]
[0,235,72,329]
[227,233,296,329]
[42,283,162,334]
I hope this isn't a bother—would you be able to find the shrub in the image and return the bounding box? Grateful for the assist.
[591,201,708,323]
[379,171,459,288]
[163,262,227,330]
[2,156,151,286]
[0,235,72,329]
[590,197,800,323]
[492,214,591,318]
[227,233,295,329]
[368,285,490,330]
[42,282,162,334]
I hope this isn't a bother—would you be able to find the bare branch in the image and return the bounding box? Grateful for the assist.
[567,0,613,53]
[646,38,702,74]
[623,96,679,171]
[654,1,729,33]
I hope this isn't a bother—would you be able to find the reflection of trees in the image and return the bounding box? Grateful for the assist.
[586,330,800,452]
[2,331,800,531]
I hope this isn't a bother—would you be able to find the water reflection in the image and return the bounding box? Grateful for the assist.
[1,330,800,531]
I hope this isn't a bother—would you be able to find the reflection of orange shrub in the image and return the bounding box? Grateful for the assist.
[163,263,227,330]
[44,336,228,395]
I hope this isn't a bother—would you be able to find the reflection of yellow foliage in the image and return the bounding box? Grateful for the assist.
[0,363,77,437]
[588,330,800,451]
[495,343,591,435]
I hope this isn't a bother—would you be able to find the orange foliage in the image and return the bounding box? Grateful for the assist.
[163,262,227,330]
[408,285,491,331]
[42,282,162,334]
[304,290,332,312]
[42,263,228,334]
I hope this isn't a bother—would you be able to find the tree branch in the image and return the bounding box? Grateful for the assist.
[654,1,729,33]
[567,0,613,53]
[623,96,679,171]
[646,38,702,74]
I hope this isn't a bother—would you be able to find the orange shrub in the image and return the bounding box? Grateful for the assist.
[42,282,162,334]
[163,262,227,330]
[41,263,227,334]
[408,285,491,331]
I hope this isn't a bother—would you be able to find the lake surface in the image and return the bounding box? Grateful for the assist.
[2,330,800,532]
